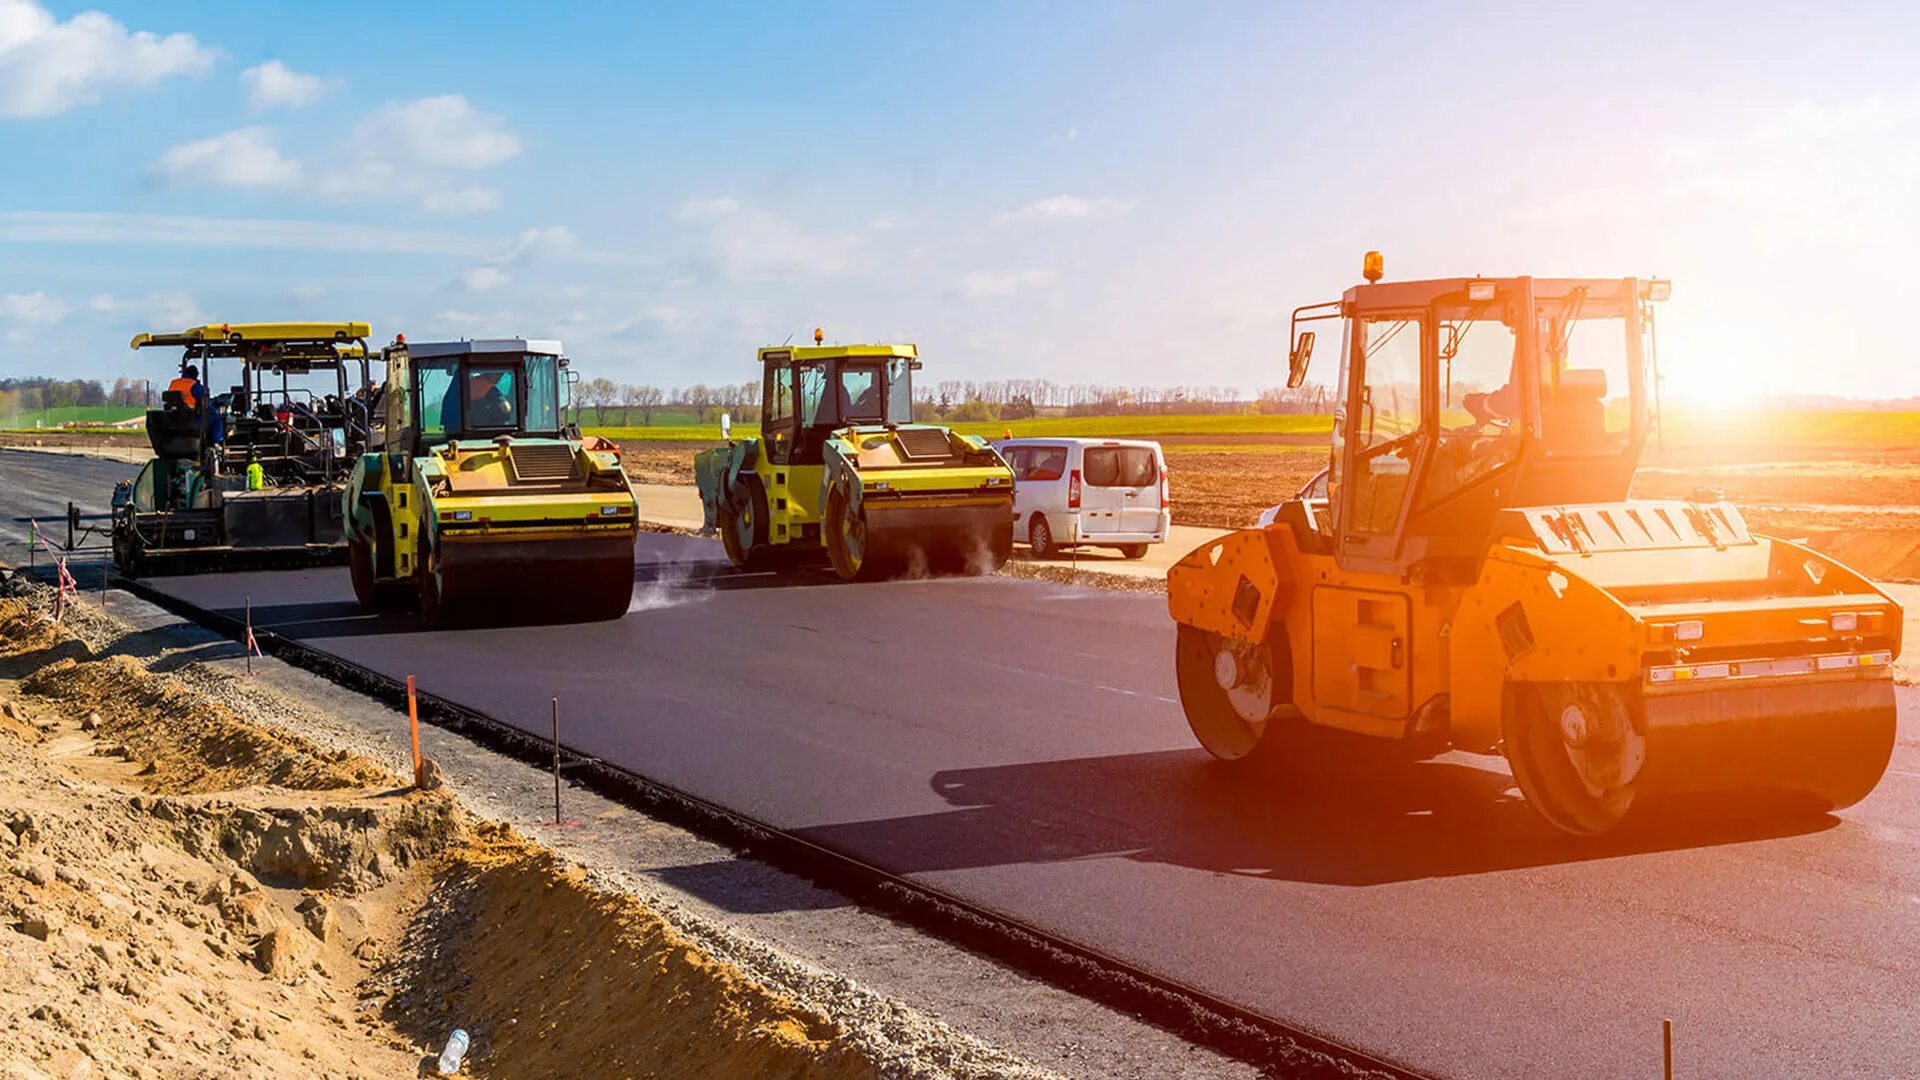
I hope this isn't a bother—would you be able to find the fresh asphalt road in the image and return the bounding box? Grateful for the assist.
[9,449,1920,1079]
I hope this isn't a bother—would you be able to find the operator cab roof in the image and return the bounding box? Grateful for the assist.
[758,343,917,363]
[402,338,564,358]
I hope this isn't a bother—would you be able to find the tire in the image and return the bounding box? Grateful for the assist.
[348,536,377,605]
[1119,543,1149,560]
[986,519,1013,572]
[718,475,771,570]
[1028,514,1058,559]
[1503,681,1644,836]
[1174,623,1293,762]
[825,484,885,582]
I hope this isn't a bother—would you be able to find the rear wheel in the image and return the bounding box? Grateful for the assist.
[348,537,377,605]
[718,475,771,570]
[1028,514,1058,559]
[419,550,450,629]
[1504,682,1644,836]
[1175,623,1292,762]
[1119,543,1149,559]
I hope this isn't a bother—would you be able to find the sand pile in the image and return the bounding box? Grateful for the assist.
[0,596,948,1079]
[379,827,881,1079]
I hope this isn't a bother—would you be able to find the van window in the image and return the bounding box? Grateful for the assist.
[1083,446,1156,487]
[1022,446,1067,482]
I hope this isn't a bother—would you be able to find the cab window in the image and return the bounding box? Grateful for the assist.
[765,363,794,426]
[797,361,828,426]
[523,355,559,432]
[839,364,884,422]
[1349,315,1423,535]
[1427,305,1522,505]
[418,360,458,439]
[466,367,517,429]
[886,358,914,423]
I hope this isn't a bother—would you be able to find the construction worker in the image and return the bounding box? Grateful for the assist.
[166,365,206,415]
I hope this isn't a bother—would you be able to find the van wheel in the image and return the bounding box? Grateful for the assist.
[1028,514,1058,559]
[1119,543,1149,559]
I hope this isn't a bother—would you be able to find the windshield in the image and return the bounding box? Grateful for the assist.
[419,360,458,440]
[839,364,885,422]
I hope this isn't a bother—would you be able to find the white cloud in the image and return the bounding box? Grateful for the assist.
[353,95,522,169]
[422,187,503,215]
[150,127,300,190]
[489,225,577,267]
[241,60,328,112]
[677,197,740,221]
[679,201,864,282]
[0,290,68,324]
[87,291,200,328]
[147,95,523,214]
[867,212,910,233]
[289,283,327,301]
[0,210,491,256]
[0,0,215,119]
[457,266,509,292]
[992,194,1135,226]
[955,269,1058,298]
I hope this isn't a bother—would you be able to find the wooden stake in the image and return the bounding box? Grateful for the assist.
[244,597,252,677]
[1663,1018,1674,1080]
[551,697,561,825]
[407,675,423,788]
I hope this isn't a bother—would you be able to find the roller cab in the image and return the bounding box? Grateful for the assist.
[1167,259,1902,836]
[344,338,639,627]
[694,340,1013,580]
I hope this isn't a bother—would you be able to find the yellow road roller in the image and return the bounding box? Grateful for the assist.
[343,337,639,626]
[694,338,1014,580]
[1167,256,1902,835]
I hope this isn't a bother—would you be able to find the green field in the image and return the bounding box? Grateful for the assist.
[0,405,144,429]
[584,412,1336,444]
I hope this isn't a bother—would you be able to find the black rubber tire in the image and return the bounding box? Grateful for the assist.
[1119,543,1149,560]
[1503,682,1641,837]
[718,475,771,570]
[419,551,449,629]
[986,519,1013,572]
[1028,514,1058,559]
[348,537,377,606]
[1174,623,1292,763]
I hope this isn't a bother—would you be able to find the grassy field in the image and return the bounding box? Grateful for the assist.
[584,412,1336,443]
[0,405,144,429]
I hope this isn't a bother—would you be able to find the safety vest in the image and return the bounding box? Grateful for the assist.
[166,377,200,403]
[245,462,264,491]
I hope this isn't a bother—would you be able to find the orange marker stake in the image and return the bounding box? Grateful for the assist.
[407,675,423,788]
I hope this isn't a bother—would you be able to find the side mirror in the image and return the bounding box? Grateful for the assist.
[1286,331,1316,388]
[720,412,732,441]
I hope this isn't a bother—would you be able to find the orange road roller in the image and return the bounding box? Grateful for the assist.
[1168,257,1901,835]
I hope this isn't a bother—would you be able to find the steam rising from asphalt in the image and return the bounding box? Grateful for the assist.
[626,549,719,613]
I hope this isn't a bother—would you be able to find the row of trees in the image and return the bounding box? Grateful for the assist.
[569,379,761,425]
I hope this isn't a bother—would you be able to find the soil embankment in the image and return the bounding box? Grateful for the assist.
[0,597,924,1078]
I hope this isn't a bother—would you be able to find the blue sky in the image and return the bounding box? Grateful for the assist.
[3,0,1918,399]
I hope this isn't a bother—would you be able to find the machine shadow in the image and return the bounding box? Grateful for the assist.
[775,748,1839,894]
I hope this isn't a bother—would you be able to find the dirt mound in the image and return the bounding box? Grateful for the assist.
[379,826,880,1079]
[0,598,392,795]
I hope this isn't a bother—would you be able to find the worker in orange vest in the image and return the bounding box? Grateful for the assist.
[165,365,206,415]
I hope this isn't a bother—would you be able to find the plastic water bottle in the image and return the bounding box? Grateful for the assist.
[436,1029,469,1075]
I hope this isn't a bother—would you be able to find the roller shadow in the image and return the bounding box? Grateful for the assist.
[769,748,1840,894]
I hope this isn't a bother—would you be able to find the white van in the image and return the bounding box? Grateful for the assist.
[992,438,1170,559]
